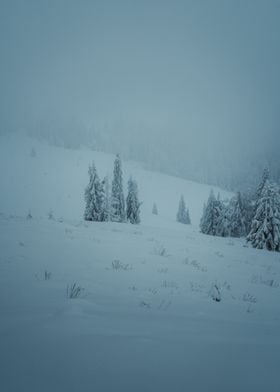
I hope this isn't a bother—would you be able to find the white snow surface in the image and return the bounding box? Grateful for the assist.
[0,133,280,392]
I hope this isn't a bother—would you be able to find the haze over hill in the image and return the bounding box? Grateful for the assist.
[0,132,231,226]
[1,0,280,190]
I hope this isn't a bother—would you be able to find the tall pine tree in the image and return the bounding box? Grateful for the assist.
[102,175,111,222]
[228,192,246,237]
[152,203,158,215]
[200,190,223,235]
[242,191,255,235]
[216,202,231,237]
[126,176,141,224]
[84,162,104,221]
[111,154,126,222]
[247,181,280,251]
[176,195,191,224]
[256,168,270,199]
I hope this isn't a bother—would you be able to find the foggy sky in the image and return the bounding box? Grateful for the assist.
[1,0,280,153]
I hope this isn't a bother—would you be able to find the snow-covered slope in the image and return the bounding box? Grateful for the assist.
[0,133,280,392]
[0,133,231,227]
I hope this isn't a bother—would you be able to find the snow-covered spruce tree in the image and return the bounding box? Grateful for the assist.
[84,162,104,222]
[111,154,126,222]
[215,192,247,238]
[102,175,111,221]
[256,168,270,199]
[176,195,191,224]
[152,203,158,215]
[200,190,223,235]
[247,181,280,251]
[228,192,246,237]
[126,176,141,224]
[242,191,255,235]
[216,202,231,237]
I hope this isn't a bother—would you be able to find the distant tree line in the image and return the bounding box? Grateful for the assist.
[24,117,280,194]
[200,169,280,252]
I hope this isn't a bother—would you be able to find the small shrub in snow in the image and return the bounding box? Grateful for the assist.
[264,279,279,288]
[44,270,52,280]
[210,284,221,302]
[251,274,279,288]
[246,304,255,313]
[48,210,54,220]
[184,258,207,272]
[26,211,33,220]
[67,283,83,299]
[153,243,168,257]
[139,301,151,309]
[148,287,158,295]
[111,259,130,271]
[35,270,52,281]
[242,292,257,303]
[162,280,178,289]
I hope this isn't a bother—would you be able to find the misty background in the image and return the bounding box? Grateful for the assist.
[1,0,280,191]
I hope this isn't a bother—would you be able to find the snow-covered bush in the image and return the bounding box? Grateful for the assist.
[242,292,257,303]
[210,284,221,302]
[111,259,130,271]
[153,243,168,257]
[67,283,83,299]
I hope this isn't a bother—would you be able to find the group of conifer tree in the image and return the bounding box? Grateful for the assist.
[84,154,141,224]
[200,168,280,252]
